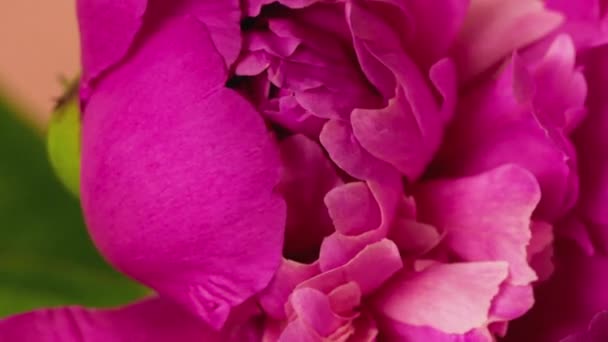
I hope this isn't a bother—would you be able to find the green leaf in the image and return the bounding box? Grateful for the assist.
[0,98,147,317]
[47,89,81,198]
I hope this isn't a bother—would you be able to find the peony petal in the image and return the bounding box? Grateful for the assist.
[77,0,147,87]
[300,239,402,296]
[318,177,402,271]
[452,0,563,82]
[506,240,608,341]
[573,44,608,253]
[324,182,381,236]
[348,1,455,180]
[287,288,350,337]
[378,318,493,342]
[561,311,608,342]
[402,0,470,65]
[81,17,285,329]
[0,297,258,342]
[527,221,555,281]
[435,48,579,221]
[545,0,608,50]
[374,261,508,334]
[259,260,320,320]
[278,135,342,261]
[489,284,534,322]
[388,218,442,257]
[415,165,540,285]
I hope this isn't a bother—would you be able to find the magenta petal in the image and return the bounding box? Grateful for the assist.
[403,0,470,65]
[415,165,540,285]
[81,17,285,329]
[506,241,608,341]
[324,182,381,236]
[301,239,403,296]
[77,0,147,87]
[562,311,608,342]
[279,135,342,261]
[0,298,257,342]
[573,44,608,252]
[259,260,320,320]
[374,261,508,334]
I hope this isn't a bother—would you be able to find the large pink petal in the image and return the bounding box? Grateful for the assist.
[278,135,342,261]
[81,16,285,329]
[451,0,562,82]
[0,298,259,342]
[415,165,540,285]
[77,0,147,87]
[373,261,509,334]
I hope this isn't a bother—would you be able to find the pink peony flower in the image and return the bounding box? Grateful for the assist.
[1,0,607,341]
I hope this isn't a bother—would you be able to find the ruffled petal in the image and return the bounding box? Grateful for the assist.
[278,135,342,261]
[324,182,381,236]
[300,239,402,296]
[452,0,563,81]
[0,298,258,342]
[259,260,320,320]
[434,50,579,221]
[373,261,509,335]
[415,165,540,285]
[81,16,285,329]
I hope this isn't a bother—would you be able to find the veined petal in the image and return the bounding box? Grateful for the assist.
[415,165,540,285]
[373,261,508,335]
[81,16,285,329]
[0,298,258,342]
[77,0,147,87]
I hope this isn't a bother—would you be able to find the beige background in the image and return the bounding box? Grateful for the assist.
[0,1,80,129]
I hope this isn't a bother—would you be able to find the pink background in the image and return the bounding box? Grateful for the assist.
[0,1,80,129]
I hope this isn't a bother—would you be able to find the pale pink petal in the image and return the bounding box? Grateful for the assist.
[452,0,563,82]
[373,261,509,334]
[388,219,442,257]
[259,260,320,320]
[528,221,555,281]
[288,288,348,337]
[378,318,493,342]
[319,177,402,271]
[300,239,403,296]
[324,182,381,236]
[81,17,285,329]
[489,284,534,321]
[415,165,540,285]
